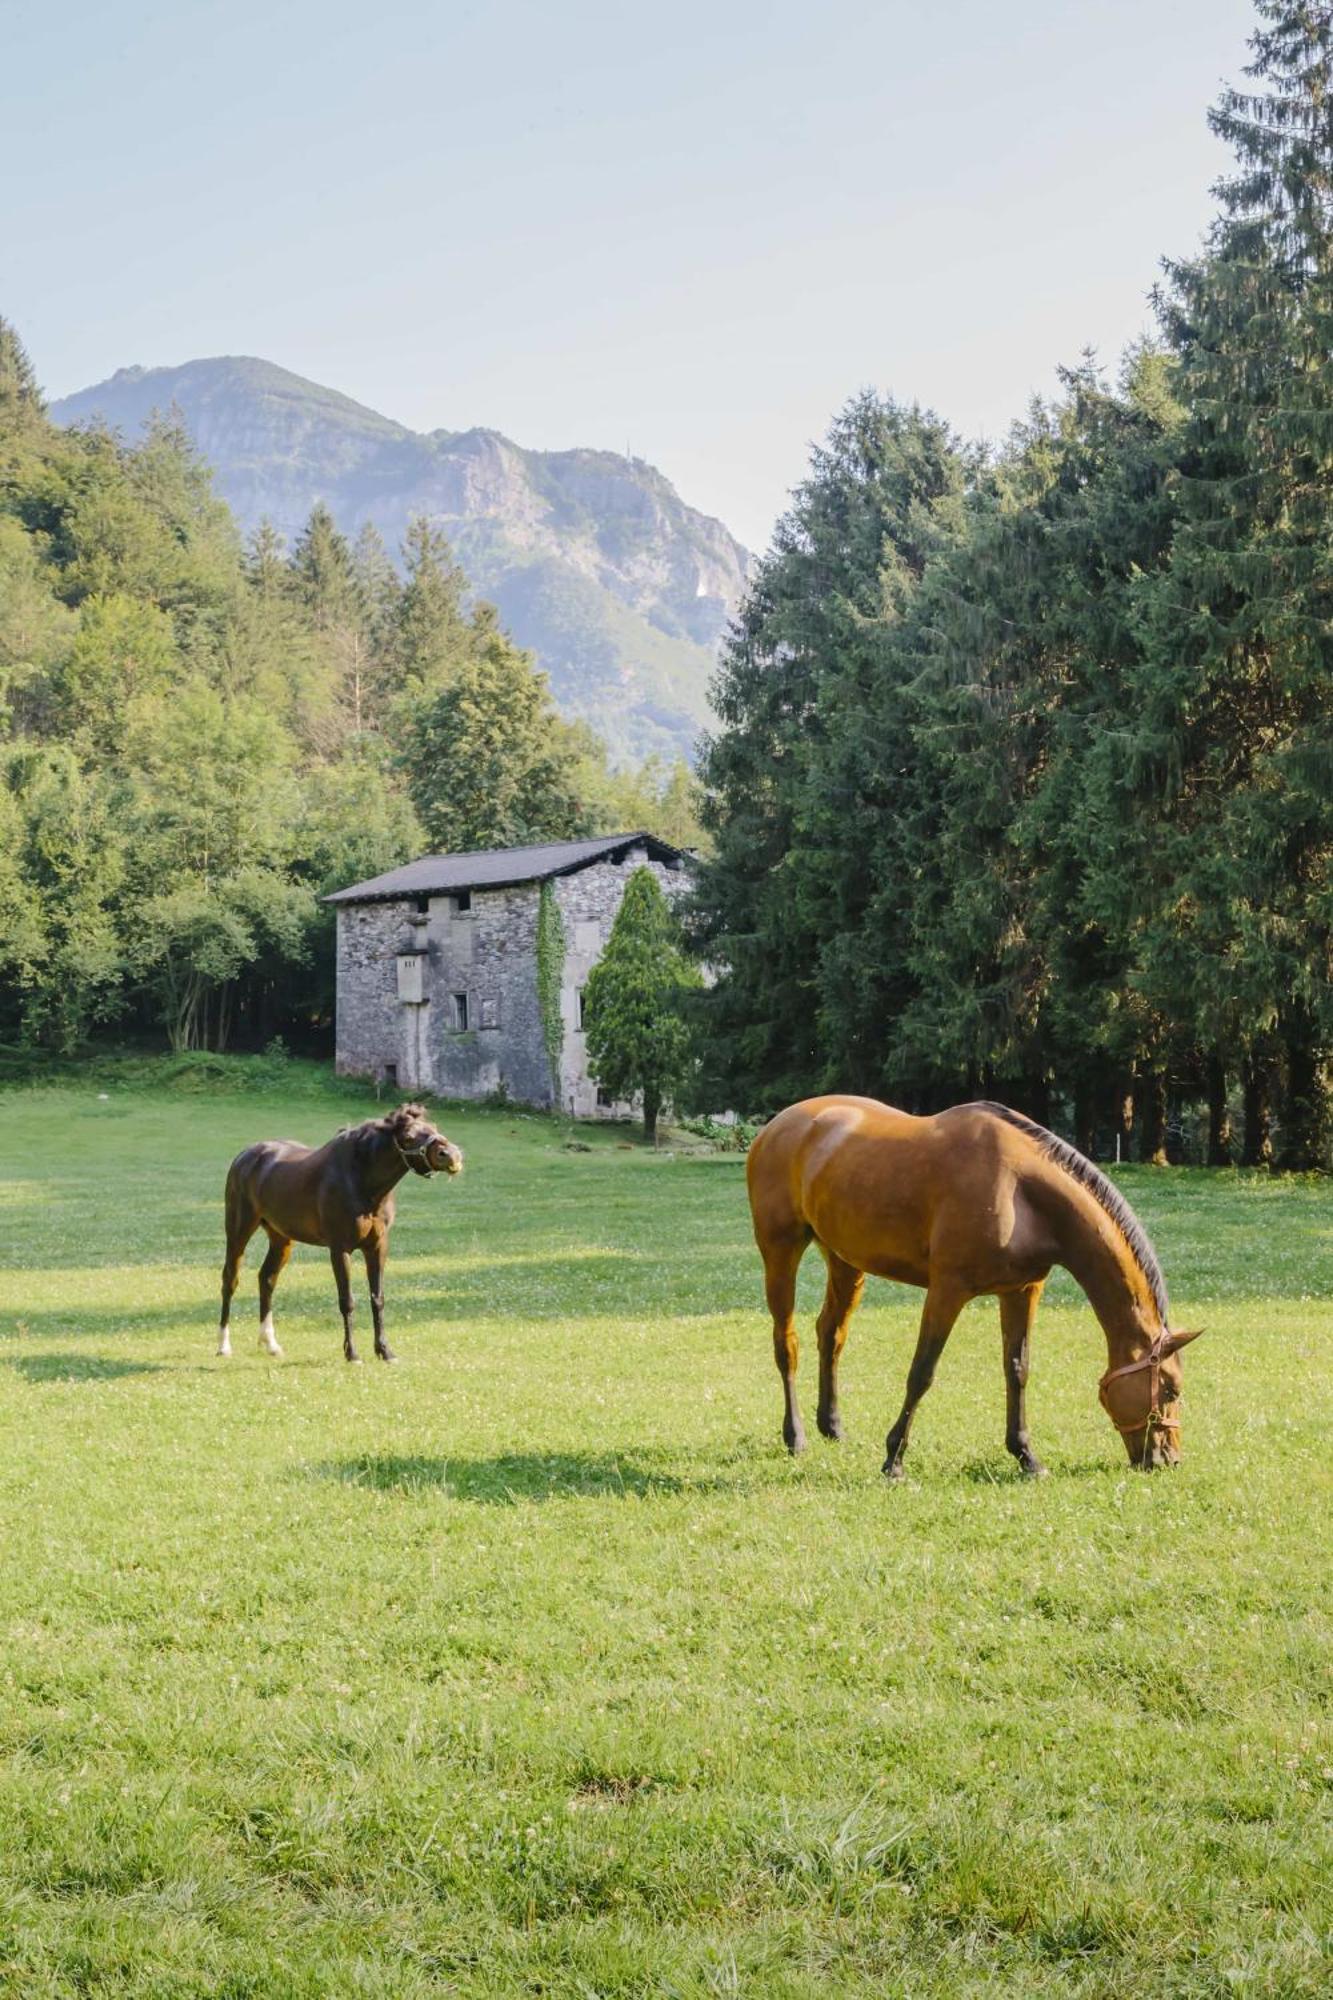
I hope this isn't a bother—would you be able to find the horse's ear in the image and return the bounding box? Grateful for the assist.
[388,1101,424,1135]
[1164,1326,1204,1355]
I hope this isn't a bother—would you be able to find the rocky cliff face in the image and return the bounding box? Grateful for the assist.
[50,358,749,764]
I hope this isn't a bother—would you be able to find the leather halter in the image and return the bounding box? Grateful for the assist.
[393,1136,437,1173]
[1098,1332,1179,1437]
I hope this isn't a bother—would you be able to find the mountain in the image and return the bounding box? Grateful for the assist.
[50,357,750,765]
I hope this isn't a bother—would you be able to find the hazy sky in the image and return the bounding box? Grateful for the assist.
[6,0,1256,551]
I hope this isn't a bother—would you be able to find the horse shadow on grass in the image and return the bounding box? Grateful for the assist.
[3,1351,163,1384]
[309,1447,770,1505]
[957,1453,1118,1485]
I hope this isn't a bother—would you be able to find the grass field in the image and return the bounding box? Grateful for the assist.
[0,1074,1330,1997]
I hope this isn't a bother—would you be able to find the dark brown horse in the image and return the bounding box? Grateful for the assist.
[746,1096,1201,1476]
[219,1103,462,1362]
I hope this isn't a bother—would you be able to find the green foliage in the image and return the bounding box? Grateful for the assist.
[393,514,471,695]
[399,619,595,851]
[694,10,1332,1163]
[584,868,699,1138]
[535,880,566,1102]
[693,391,966,1112]
[130,869,312,1051]
[0,318,676,1060]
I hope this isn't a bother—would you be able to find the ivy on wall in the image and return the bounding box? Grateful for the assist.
[536,881,566,1104]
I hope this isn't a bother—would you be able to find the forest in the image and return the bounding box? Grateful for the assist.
[0,324,699,1058]
[691,6,1332,1170]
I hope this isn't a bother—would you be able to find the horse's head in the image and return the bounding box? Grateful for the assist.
[387,1103,464,1178]
[1099,1326,1203,1468]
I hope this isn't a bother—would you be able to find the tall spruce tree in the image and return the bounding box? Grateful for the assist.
[692,393,963,1111]
[1142,0,1333,1167]
[394,516,471,695]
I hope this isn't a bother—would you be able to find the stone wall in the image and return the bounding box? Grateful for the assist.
[421,882,550,1105]
[335,901,412,1084]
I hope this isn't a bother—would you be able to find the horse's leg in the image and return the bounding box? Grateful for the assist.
[815,1249,864,1442]
[330,1246,358,1362]
[883,1279,969,1481]
[761,1231,811,1453]
[256,1230,292,1356]
[363,1230,394,1363]
[218,1198,259,1357]
[1000,1282,1047,1478]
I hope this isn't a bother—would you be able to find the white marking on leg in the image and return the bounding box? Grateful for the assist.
[217,1324,232,1357]
[259,1312,283,1356]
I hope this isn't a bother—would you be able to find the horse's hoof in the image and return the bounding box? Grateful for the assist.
[882,1457,905,1482]
[376,1351,398,1364]
[346,1355,363,1365]
[817,1418,843,1443]
[784,1434,806,1456]
[1021,1459,1048,1481]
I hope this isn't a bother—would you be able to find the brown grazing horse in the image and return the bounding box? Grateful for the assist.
[219,1103,462,1362]
[746,1096,1202,1476]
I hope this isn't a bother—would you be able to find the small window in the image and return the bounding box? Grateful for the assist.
[384,1062,398,1087]
[413,895,429,914]
[576,987,587,1029]
[596,1087,613,1109]
[450,992,469,1031]
[454,891,472,914]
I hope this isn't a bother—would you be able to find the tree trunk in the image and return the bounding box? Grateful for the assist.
[1241,1053,1274,1169]
[1114,1077,1135,1163]
[1074,1074,1098,1159]
[1138,1071,1168,1166]
[1026,1073,1052,1129]
[643,1090,660,1145]
[1206,1053,1233,1167]
[1278,1008,1327,1172]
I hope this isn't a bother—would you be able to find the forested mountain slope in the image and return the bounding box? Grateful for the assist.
[51,358,749,763]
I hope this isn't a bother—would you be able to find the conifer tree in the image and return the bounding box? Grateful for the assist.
[583,868,698,1141]
[397,622,591,851]
[0,316,45,431]
[291,503,358,626]
[351,521,401,680]
[394,516,471,694]
[693,393,963,1110]
[1143,0,1333,1167]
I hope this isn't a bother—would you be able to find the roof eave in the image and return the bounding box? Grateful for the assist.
[324,832,692,906]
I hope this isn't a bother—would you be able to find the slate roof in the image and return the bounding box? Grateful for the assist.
[325,832,692,905]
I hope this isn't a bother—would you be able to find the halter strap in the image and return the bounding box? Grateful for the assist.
[1098,1333,1179,1437]
[393,1137,434,1170]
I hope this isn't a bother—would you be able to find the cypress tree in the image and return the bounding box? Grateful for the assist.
[583,868,698,1141]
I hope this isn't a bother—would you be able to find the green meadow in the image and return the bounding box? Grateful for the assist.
[0,1074,1329,1997]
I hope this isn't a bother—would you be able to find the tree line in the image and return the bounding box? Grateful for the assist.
[690,0,1332,1169]
[0,323,700,1056]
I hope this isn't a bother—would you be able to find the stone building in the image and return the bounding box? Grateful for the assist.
[328,832,694,1114]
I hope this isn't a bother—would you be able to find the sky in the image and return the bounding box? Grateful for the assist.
[5,0,1258,552]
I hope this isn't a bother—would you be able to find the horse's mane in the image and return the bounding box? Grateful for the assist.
[339,1104,426,1157]
[973,1102,1170,1326]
